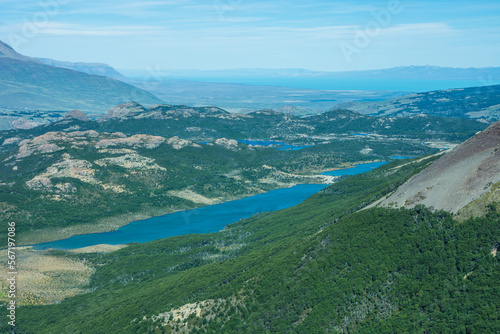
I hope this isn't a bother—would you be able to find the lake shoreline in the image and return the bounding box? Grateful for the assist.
[23,159,393,250]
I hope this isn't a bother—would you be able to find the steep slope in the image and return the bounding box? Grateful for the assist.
[0,40,37,62]
[378,120,500,217]
[341,84,500,121]
[0,41,162,112]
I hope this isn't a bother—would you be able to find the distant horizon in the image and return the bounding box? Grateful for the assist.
[3,37,500,93]
[0,1,499,71]
[117,64,500,73]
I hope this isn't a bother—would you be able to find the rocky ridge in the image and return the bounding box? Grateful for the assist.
[103,102,232,120]
[378,120,500,217]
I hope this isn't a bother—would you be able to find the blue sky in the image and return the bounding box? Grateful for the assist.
[0,0,499,71]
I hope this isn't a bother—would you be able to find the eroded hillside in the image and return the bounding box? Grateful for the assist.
[378,120,500,218]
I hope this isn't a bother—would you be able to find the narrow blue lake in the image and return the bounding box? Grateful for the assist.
[321,161,389,177]
[199,140,312,150]
[390,156,415,159]
[34,159,404,250]
[237,140,313,151]
[34,184,328,250]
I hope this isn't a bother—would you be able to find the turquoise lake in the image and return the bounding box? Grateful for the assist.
[34,161,394,250]
[34,184,328,250]
[237,140,312,151]
[321,161,389,176]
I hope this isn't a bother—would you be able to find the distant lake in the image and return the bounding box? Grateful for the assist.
[321,161,389,177]
[390,156,415,160]
[34,160,406,250]
[168,76,500,93]
[237,140,312,151]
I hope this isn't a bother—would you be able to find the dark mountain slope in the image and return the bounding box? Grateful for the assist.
[0,41,162,112]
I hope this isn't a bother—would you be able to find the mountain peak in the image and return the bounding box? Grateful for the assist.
[0,40,39,63]
[64,109,89,122]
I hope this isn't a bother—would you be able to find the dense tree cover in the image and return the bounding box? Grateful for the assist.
[1,105,486,143]
[9,156,497,333]
[91,108,486,142]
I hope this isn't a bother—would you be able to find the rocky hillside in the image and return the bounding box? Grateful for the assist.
[377,120,500,218]
[90,102,487,143]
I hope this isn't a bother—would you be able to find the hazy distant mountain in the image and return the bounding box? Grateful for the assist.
[126,78,408,114]
[122,65,500,81]
[0,40,38,63]
[326,65,500,80]
[0,40,162,113]
[36,57,128,81]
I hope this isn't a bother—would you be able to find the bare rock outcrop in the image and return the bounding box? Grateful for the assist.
[167,136,195,150]
[104,102,146,119]
[64,110,89,122]
[95,154,166,170]
[15,131,100,159]
[95,134,166,149]
[26,159,97,190]
[214,138,239,150]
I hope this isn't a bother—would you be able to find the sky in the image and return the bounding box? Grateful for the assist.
[0,0,499,71]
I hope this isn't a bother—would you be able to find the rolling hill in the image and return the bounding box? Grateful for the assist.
[339,84,500,122]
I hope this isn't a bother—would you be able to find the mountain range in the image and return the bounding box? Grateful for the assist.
[0,40,162,113]
[36,57,128,82]
[121,65,500,81]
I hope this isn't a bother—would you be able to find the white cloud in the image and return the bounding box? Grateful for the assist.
[36,22,166,37]
[383,23,456,36]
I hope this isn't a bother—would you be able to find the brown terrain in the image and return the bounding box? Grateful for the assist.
[378,120,500,218]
